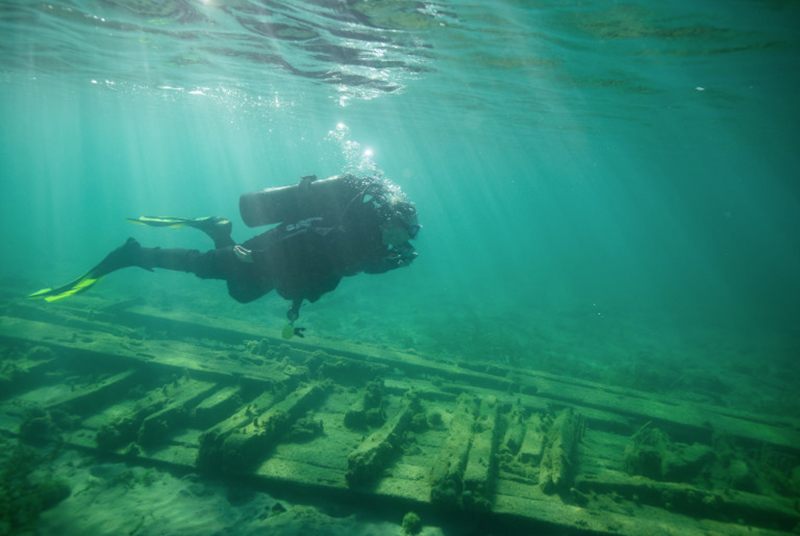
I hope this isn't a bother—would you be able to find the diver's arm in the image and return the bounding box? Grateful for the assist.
[287,298,302,321]
[283,299,306,339]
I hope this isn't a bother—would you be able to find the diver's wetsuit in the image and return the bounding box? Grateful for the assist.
[137,177,415,310]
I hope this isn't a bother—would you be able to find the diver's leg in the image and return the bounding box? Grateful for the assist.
[141,245,274,304]
[30,238,265,302]
[226,278,272,303]
[187,217,235,249]
[64,238,228,280]
[138,245,240,280]
[84,238,241,280]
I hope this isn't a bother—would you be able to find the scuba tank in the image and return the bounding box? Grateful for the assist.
[239,175,353,228]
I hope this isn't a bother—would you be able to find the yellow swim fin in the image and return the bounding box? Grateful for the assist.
[29,237,143,302]
[29,273,101,302]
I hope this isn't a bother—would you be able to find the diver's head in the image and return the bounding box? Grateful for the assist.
[353,175,419,247]
[381,201,420,247]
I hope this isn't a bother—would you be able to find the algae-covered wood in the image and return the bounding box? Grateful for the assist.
[1,299,798,535]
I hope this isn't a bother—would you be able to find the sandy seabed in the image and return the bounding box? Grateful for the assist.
[27,448,442,536]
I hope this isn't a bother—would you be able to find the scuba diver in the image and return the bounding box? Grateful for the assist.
[29,174,420,337]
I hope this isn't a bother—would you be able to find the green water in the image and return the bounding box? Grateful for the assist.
[2,1,800,534]
[0,1,800,402]
[2,2,799,406]
[0,1,800,400]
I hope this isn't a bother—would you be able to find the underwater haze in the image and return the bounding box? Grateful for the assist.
[3,0,799,396]
[1,1,800,531]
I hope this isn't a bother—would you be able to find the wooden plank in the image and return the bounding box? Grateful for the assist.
[373,463,431,502]
[12,305,796,455]
[518,413,545,465]
[386,376,633,436]
[0,316,291,385]
[495,488,786,536]
[115,305,800,448]
[15,299,797,443]
[192,385,244,428]
[493,486,605,533]
[137,380,218,447]
[429,394,478,508]
[3,300,799,536]
[462,396,499,511]
[500,402,526,455]
[516,365,800,432]
[258,456,345,489]
[93,377,213,451]
[0,348,55,397]
[516,371,800,450]
[539,407,584,494]
[196,389,280,470]
[12,301,800,433]
[346,393,421,486]
[265,390,366,473]
[219,382,328,473]
[46,369,139,413]
[575,468,800,532]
